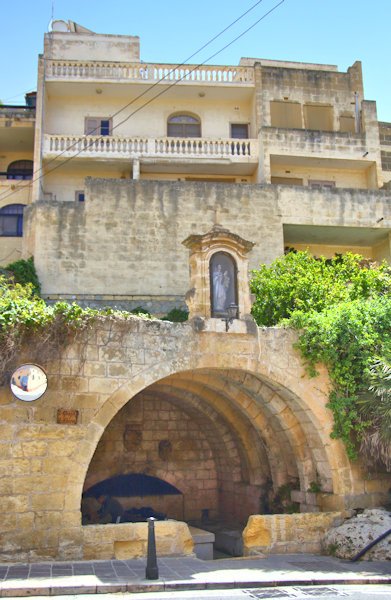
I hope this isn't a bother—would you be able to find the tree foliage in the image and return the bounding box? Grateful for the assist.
[1,257,41,295]
[250,251,391,466]
[358,359,391,469]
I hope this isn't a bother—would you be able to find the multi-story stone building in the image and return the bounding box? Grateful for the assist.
[0,21,390,562]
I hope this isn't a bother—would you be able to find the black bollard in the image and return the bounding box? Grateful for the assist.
[145,517,159,580]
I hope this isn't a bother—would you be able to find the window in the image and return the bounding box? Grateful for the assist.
[339,114,356,134]
[167,114,201,138]
[210,252,238,317]
[304,104,334,131]
[84,117,112,136]
[271,176,303,186]
[309,180,336,189]
[230,123,249,139]
[270,101,302,128]
[0,204,25,236]
[6,160,33,180]
[75,191,85,202]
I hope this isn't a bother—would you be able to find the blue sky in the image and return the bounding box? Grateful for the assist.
[1,0,390,121]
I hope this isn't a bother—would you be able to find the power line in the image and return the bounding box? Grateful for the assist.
[0,0,285,203]
[1,0,268,199]
[1,0,267,199]
[2,88,36,103]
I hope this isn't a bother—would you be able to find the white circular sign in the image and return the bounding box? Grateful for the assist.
[10,364,48,402]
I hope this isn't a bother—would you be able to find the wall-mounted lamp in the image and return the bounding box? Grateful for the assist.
[222,302,238,332]
[362,151,369,157]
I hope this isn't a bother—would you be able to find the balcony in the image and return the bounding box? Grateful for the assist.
[45,60,254,86]
[43,134,258,174]
[0,106,35,153]
[262,127,368,160]
[0,106,35,120]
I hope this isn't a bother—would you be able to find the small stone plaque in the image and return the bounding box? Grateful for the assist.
[57,408,79,425]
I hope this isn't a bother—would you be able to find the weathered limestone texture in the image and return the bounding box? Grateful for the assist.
[0,318,390,562]
[24,180,391,309]
[83,520,193,560]
[323,508,391,560]
[243,512,351,555]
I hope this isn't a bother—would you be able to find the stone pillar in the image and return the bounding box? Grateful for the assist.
[361,100,383,189]
[132,158,140,180]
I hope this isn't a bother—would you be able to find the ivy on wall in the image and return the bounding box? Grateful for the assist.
[0,259,187,382]
[250,251,391,468]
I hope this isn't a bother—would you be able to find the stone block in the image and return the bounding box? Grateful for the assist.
[88,377,119,394]
[13,432,48,458]
[31,493,65,511]
[82,520,193,560]
[291,490,306,503]
[2,495,29,513]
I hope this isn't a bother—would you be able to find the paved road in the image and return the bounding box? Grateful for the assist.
[4,586,391,599]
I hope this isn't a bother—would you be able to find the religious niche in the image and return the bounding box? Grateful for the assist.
[210,252,238,317]
[182,224,254,320]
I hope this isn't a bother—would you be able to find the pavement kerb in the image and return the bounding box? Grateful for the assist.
[1,576,391,597]
[0,553,390,597]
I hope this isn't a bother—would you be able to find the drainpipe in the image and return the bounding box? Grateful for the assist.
[354,92,361,134]
[351,527,391,562]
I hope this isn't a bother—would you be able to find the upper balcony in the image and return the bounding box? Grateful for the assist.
[0,105,35,120]
[42,134,259,175]
[261,127,368,160]
[45,60,255,87]
[0,105,35,153]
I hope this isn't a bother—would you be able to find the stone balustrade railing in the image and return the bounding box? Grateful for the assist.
[43,134,257,160]
[46,61,254,84]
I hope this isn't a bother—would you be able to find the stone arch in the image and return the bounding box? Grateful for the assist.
[59,322,358,525]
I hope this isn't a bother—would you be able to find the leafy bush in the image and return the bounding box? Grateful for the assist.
[130,306,152,318]
[0,277,153,379]
[250,251,391,465]
[251,251,391,327]
[3,257,41,295]
[358,358,391,469]
[161,307,189,322]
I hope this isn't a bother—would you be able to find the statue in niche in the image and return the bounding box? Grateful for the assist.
[213,264,230,311]
[210,252,237,317]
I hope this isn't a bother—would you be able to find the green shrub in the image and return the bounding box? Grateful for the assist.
[161,307,189,322]
[3,257,41,295]
[250,251,391,465]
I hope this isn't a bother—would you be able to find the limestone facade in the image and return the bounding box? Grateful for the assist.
[1,319,390,562]
[1,21,391,563]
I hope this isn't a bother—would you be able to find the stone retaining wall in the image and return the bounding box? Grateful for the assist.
[243,512,352,555]
[82,520,193,560]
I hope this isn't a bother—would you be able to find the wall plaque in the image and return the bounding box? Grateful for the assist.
[57,408,79,425]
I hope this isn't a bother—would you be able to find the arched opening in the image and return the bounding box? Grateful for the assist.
[167,113,201,138]
[82,367,333,554]
[0,204,25,236]
[6,160,33,180]
[210,252,238,317]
